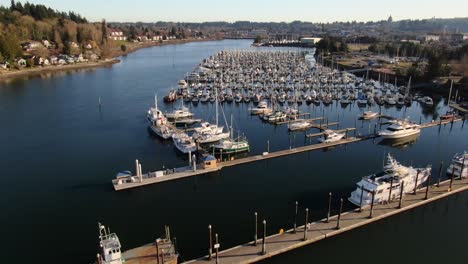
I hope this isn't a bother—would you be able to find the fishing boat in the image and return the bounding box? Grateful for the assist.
[172,132,197,153]
[317,129,346,143]
[163,89,177,102]
[214,138,250,154]
[147,95,174,139]
[378,119,420,139]
[348,154,431,206]
[96,223,178,264]
[446,152,467,178]
[359,111,379,120]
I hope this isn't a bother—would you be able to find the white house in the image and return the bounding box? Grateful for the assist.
[425,34,440,42]
[16,58,27,67]
[108,28,127,41]
[42,40,51,48]
[50,56,58,65]
[152,35,163,41]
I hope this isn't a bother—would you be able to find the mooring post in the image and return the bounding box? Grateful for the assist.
[326,192,332,222]
[293,201,298,233]
[388,176,394,203]
[449,165,455,191]
[161,249,165,264]
[398,181,405,208]
[419,116,422,124]
[369,191,375,218]
[374,124,377,135]
[254,212,258,246]
[155,239,160,264]
[425,172,431,200]
[336,198,344,229]
[208,225,212,260]
[437,161,444,187]
[188,151,192,165]
[215,233,219,264]
[460,156,466,179]
[267,140,270,153]
[262,220,266,255]
[413,170,420,195]
[359,187,364,212]
[304,208,309,240]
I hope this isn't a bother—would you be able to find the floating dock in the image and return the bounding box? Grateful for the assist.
[113,117,464,191]
[182,176,468,264]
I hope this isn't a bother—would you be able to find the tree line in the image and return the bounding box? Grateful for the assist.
[9,0,87,23]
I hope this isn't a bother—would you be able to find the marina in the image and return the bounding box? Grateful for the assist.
[2,39,467,264]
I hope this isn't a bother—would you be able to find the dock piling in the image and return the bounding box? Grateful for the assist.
[369,191,375,218]
[460,157,465,180]
[449,165,455,191]
[425,172,431,200]
[254,212,258,246]
[437,161,444,187]
[359,187,364,212]
[398,181,405,208]
[155,239,160,264]
[388,177,394,203]
[304,208,309,240]
[413,170,420,195]
[262,220,266,255]
[161,249,165,264]
[326,192,332,222]
[208,225,212,260]
[336,199,343,230]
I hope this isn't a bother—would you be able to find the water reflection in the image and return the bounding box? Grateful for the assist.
[378,134,420,149]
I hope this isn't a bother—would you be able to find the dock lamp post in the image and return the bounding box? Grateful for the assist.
[398,181,405,209]
[254,212,258,246]
[215,233,219,264]
[262,220,267,255]
[293,201,298,233]
[208,225,212,260]
[304,208,309,241]
[326,192,332,222]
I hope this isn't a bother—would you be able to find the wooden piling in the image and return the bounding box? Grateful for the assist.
[369,191,375,218]
[336,198,343,230]
[398,181,404,208]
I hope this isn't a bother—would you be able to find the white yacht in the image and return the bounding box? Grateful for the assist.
[317,129,346,143]
[447,152,467,178]
[378,119,420,139]
[150,125,173,140]
[359,111,379,120]
[172,132,197,153]
[288,120,312,131]
[97,223,122,264]
[165,105,194,119]
[349,154,431,206]
[249,100,272,115]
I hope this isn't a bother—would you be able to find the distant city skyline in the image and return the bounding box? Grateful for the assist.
[1,0,467,23]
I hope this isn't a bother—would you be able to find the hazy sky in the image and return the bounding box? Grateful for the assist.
[1,0,466,23]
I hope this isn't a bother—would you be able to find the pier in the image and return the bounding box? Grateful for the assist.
[113,117,464,191]
[182,176,468,264]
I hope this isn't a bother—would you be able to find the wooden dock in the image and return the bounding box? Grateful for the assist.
[113,118,464,191]
[182,176,468,264]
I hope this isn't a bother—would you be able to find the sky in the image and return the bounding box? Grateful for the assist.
[1,0,467,23]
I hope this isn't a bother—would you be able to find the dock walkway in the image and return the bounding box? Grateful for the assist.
[183,177,468,264]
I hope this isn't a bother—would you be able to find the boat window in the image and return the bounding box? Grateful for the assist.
[387,127,402,132]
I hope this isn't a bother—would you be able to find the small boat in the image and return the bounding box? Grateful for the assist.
[378,119,420,139]
[359,111,379,120]
[288,120,312,131]
[163,89,177,102]
[165,106,194,119]
[348,154,431,206]
[440,111,456,120]
[420,96,434,107]
[214,138,250,154]
[172,133,197,153]
[446,152,467,178]
[317,129,346,143]
[249,101,272,115]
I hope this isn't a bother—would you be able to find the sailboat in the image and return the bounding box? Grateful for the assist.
[213,114,250,154]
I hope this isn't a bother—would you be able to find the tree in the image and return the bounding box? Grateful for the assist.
[254,35,263,44]
[26,58,34,67]
[101,19,107,45]
[0,34,22,61]
[120,44,127,52]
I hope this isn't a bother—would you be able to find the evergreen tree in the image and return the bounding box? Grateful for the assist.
[101,19,107,45]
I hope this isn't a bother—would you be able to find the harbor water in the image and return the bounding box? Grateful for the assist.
[0,39,467,263]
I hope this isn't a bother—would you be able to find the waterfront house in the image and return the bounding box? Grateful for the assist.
[202,155,218,169]
[42,40,51,48]
[16,58,27,67]
[0,62,9,69]
[108,28,127,41]
[152,35,163,41]
[85,43,93,49]
[21,41,42,51]
[137,35,148,42]
[89,53,99,61]
[34,57,50,66]
[50,56,58,65]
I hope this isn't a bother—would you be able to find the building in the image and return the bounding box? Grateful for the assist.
[300,37,322,44]
[425,34,440,42]
[108,28,127,41]
[202,155,217,169]
[137,35,148,42]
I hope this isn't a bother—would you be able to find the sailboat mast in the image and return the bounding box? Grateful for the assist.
[216,83,219,127]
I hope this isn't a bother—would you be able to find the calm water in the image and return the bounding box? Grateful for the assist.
[0,40,467,263]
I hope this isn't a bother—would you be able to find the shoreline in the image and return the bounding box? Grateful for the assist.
[0,37,225,83]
